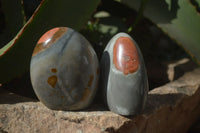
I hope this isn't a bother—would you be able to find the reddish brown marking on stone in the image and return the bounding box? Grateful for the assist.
[47,75,57,88]
[87,75,94,87]
[38,28,59,44]
[51,68,57,73]
[81,88,90,101]
[113,37,140,75]
[32,27,67,56]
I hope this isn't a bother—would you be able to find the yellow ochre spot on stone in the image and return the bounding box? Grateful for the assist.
[87,75,94,87]
[47,75,57,88]
[51,68,57,73]
[82,88,90,101]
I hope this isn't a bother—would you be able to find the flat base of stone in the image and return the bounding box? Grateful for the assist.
[1,68,200,133]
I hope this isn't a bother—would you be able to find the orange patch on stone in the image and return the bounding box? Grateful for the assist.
[32,27,67,56]
[51,68,57,73]
[87,75,94,87]
[81,88,90,101]
[81,75,94,101]
[113,37,140,75]
[38,28,60,44]
[47,75,57,88]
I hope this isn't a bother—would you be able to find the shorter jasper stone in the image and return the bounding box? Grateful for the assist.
[30,27,99,111]
[100,33,148,116]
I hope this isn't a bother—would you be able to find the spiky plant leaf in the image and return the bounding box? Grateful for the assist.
[121,0,200,64]
[0,0,100,83]
[0,0,25,47]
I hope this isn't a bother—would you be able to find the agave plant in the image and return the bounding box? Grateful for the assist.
[121,0,200,64]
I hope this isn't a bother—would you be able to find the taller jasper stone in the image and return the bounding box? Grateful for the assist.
[30,27,99,111]
[100,33,148,116]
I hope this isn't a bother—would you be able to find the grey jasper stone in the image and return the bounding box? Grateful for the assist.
[30,27,99,111]
[100,33,148,116]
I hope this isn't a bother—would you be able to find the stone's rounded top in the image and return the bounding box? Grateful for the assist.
[113,36,140,75]
[37,28,60,44]
[32,27,68,56]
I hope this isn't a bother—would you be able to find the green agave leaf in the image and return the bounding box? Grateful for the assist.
[121,0,200,64]
[0,0,100,83]
[0,0,25,47]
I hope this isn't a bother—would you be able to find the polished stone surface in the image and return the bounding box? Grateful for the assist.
[100,33,148,116]
[113,36,140,75]
[30,27,99,110]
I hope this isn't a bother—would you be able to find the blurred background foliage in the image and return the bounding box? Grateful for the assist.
[0,0,199,92]
[0,0,100,83]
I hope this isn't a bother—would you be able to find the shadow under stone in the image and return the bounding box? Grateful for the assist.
[1,72,37,99]
[0,89,37,104]
[143,93,185,114]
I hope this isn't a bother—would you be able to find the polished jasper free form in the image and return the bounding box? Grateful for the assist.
[30,27,99,110]
[100,33,148,116]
